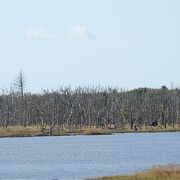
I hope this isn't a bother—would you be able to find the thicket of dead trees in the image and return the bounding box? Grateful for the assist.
[0,82,180,131]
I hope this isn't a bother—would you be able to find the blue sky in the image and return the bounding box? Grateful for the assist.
[0,0,180,92]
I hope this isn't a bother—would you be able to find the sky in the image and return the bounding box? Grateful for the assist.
[0,0,180,92]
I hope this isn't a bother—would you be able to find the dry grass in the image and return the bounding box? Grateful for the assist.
[115,125,180,133]
[85,165,180,180]
[0,125,180,138]
[0,126,48,137]
[140,165,180,178]
[0,126,112,137]
[82,128,112,135]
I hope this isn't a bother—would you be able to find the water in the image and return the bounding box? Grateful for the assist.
[0,132,180,180]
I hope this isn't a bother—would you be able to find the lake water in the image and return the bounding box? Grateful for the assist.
[0,132,180,180]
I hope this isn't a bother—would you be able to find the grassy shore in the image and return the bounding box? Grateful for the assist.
[84,165,180,180]
[0,125,180,138]
[0,126,112,137]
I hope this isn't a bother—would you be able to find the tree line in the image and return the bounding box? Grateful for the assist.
[0,72,180,131]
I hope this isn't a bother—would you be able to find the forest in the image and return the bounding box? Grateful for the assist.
[0,72,180,134]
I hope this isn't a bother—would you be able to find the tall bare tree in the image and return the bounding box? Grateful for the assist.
[13,70,26,100]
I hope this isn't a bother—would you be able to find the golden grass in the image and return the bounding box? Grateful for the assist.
[0,126,47,137]
[84,165,180,180]
[115,125,180,133]
[82,128,112,135]
[0,125,180,138]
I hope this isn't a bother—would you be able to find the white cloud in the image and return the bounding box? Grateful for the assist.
[68,26,95,41]
[26,28,52,39]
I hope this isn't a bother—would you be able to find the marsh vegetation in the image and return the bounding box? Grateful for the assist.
[0,72,180,137]
[85,165,180,180]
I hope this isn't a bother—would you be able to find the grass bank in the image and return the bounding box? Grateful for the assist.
[84,165,180,180]
[0,125,180,138]
[0,126,48,138]
[0,126,112,137]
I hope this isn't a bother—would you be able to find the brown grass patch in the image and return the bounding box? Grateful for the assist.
[0,125,180,138]
[85,165,180,180]
[0,126,47,137]
[139,165,180,178]
[82,128,112,135]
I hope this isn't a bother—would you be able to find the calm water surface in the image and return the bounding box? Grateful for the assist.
[0,132,180,180]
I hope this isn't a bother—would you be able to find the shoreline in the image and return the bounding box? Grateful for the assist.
[84,165,180,180]
[0,126,180,138]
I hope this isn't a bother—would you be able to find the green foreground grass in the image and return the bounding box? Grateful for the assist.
[84,165,180,180]
[0,125,180,138]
